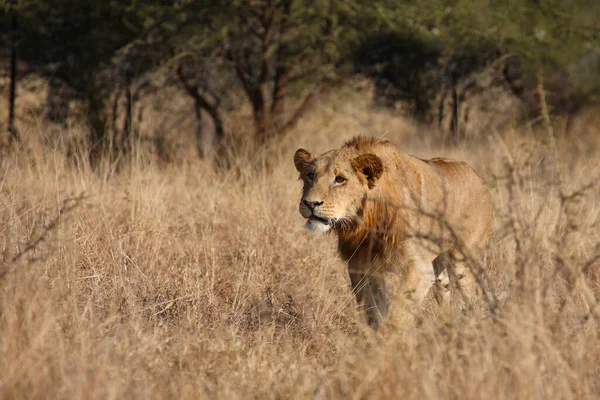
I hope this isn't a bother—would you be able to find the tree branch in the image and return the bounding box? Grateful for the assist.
[279,79,338,135]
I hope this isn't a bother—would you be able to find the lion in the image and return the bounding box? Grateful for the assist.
[294,136,493,328]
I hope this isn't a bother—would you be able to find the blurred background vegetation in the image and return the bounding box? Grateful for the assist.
[1,0,599,162]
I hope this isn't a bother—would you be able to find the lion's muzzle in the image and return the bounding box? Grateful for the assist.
[299,199,333,233]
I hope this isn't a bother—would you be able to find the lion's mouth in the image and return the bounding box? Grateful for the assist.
[308,215,332,225]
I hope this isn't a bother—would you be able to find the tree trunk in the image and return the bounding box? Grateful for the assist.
[192,99,205,158]
[271,64,290,126]
[194,95,225,157]
[44,76,70,125]
[110,89,122,135]
[449,86,459,141]
[87,93,108,166]
[250,87,269,137]
[7,1,20,143]
[120,83,132,152]
[177,65,224,158]
[200,97,224,146]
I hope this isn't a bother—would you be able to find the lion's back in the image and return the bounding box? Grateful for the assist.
[425,157,493,249]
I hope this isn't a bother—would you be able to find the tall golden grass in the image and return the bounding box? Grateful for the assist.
[1,89,599,399]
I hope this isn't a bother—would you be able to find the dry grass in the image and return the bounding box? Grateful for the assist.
[1,90,600,399]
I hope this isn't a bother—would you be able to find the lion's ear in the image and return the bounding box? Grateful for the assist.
[294,149,314,172]
[352,154,383,189]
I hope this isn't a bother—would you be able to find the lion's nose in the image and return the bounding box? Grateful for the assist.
[303,200,324,210]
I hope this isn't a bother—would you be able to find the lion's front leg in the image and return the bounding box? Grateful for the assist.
[394,242,439,309]
[400,259,437,305]
[348,269,388,329]
[447,249,477,302]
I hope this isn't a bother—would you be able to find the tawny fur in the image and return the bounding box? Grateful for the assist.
[294,136,493,328]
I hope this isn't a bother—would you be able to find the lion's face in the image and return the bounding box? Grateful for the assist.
[294,148,383,233]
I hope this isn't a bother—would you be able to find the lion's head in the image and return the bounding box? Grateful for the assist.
[293,146,384,233]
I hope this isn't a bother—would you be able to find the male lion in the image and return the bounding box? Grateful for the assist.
[294,136,493,328]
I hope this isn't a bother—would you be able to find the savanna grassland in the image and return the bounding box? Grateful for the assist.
[1,89,600,399]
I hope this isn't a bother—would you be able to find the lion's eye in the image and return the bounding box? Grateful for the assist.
[307,172,315,181]
[335,175,346,184]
